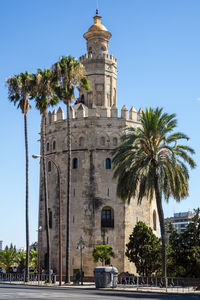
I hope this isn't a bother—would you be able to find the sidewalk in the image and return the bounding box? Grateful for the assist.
[1,281,200,295]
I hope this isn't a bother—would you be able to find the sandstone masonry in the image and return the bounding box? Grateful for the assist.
[38,11,158,279]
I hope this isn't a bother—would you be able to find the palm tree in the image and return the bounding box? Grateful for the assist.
[7,71,32,282]
[51,56,90,283]
[112,107,196,278]
[31,68,59,283]
[0,248,17,272]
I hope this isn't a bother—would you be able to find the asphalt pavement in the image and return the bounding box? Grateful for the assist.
[0,284,199,300]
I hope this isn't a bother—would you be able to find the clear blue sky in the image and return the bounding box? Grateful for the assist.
[0,0,200,249]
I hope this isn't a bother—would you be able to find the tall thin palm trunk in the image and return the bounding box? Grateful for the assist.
[65,100,71,283]
[41,115,51,283]
[154,175,167,278]
[24,114,29,282]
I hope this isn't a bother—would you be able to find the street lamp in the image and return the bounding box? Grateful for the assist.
[32,154,63,286]
[36,226,42,275]
[76,236,86,285]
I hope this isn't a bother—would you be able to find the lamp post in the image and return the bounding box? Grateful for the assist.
[32,154,62,286]
[36,226,42,275]
[76,236,86,285]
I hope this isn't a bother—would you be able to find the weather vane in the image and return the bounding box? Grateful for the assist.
[96,0,99,15]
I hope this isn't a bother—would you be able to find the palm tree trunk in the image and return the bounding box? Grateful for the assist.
[24,114,29,283]
[65,100,71,283]
[154,175,167,278]
[41,115,51,283]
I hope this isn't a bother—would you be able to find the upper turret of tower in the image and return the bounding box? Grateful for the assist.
[79,11,117,109]
[83,10,112,56]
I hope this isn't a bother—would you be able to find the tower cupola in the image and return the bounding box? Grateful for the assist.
[79,12,117,109]
[83,11,112,55]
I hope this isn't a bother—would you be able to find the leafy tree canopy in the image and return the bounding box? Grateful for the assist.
[126,221,161,276]
[92,245,115,266]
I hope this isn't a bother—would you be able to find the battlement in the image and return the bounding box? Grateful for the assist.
[46,104,141,125]
[79,53,117,64]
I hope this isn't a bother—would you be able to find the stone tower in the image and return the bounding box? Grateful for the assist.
[79,10,117,109]
[38,12,158,279]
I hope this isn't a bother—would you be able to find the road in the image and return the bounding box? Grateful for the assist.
[0,285,198,300]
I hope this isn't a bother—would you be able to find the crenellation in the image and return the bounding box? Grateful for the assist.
[111,105,118,118]
[57,107,64,121]
[100,106,110,118]
[121,105,129,119]
[76,103,86,118]
[137,108,143,121]
[129,106,137,121]
[79,52,117,65]
[52,109,57,122]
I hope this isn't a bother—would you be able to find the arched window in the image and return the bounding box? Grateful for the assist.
[79,137,84,147]
[73,158,78,169]
[48,161,51,172]
[106,158,111,169]
[52,140,56,150]
[113,137,118,146]
[100,137,105,146]
[46,142,50,152]
[101,207,114,228]
[153,210,157,231]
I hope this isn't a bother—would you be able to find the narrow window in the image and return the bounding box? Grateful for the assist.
[73,158,78,169]
[73,216,75,224]
[100,137,105,146]
[79,137,84,147]
[153,210,157,231]
[73,188,75,197]
[49,210,52,229]
[106,158,111,169]
[107,188,109,197]
[101,207,114,228]
[53,140,56,150]
[89,47,92,54]
[46,142,50,152]
[48,161,51,172]
[113,137,118,146]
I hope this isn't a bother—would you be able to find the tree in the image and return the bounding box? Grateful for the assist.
[0,248,17,272]
[92,245,115,266]
[126,221,161,276]
[167,209,200,277]
[51,56,90,283]
[7,71,33,282]
[29,248,38,270]
[112,107,196,278]
[16,250,26,273]
[31,68,59,282]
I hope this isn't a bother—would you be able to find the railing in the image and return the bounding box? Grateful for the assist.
[118,275,200,293]
[0,273,57,285]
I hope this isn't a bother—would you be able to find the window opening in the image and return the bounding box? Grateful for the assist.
[73,158,78,169]
[101,207,114,228]
[106,158,111,169]
[48,161,51,172]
